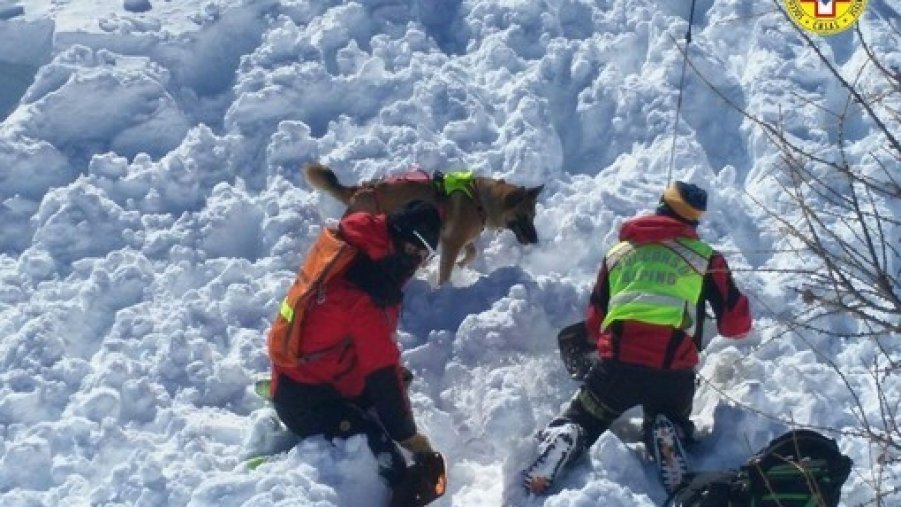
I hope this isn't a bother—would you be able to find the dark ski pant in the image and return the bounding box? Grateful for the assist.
[273,375,407,488]
[552,360,696,452]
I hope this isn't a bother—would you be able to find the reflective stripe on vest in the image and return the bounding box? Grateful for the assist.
[602,238,713,332]
[280,298,294,322]
[606,239,709,274]
[608,292,688,310]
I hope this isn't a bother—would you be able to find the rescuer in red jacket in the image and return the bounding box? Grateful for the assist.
[524,182,752,494]
[271,200,445,506]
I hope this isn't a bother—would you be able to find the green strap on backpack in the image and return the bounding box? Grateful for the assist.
[669,429,852,507]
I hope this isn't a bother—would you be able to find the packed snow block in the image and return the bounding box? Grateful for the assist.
[0,436,53,490]
[0,4,24,20]
[0,129,71,200]
[123,0,152,14]
[0,17,53,65]
[31,181,139,268]
[0,17,52,119]
[17,45,192,159]
[0,60,37,120]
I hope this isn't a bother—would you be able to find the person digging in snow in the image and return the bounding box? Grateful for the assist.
[267,200,447,507]
[523,182,752,494]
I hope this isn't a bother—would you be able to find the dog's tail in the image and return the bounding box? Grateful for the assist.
[302,162,357,205]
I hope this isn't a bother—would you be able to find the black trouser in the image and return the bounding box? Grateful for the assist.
[273,375,407,487]
[555,360,696,449]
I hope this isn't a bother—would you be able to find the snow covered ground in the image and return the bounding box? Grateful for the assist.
[1,0,898,505]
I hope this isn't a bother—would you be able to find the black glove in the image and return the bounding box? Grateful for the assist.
[557,321,598,380]
[414,451,447,502]
[389,451,447,507]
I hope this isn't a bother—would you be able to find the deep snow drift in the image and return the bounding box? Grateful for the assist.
[0,1,898,506]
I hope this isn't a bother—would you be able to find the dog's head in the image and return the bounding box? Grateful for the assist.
[502,185,543,244]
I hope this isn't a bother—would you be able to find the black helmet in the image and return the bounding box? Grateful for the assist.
[387,200,442,252]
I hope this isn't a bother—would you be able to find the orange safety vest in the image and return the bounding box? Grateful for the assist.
[267,228,358,368]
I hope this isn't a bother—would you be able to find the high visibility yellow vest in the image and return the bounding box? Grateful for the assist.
[601,238,713,334]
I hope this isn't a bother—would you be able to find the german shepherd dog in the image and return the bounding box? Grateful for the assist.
[303,162,542,285]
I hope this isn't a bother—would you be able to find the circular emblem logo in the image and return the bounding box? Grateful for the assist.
[784,0,867,36]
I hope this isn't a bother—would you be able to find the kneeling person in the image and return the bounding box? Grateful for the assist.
[524,182,752,494]
[267,200,446,506]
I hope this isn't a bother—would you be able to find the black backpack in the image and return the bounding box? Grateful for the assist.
[669,429,853,507]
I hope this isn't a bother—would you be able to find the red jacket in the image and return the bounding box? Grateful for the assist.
[586,215,752,370]
[272,212,415,440]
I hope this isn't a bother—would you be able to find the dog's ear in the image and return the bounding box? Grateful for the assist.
[506,185,543,206]
[504,188,526,207]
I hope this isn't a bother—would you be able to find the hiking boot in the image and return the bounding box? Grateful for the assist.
[522,422,584,494]
[650,414,690,493]
[642,416,695,455]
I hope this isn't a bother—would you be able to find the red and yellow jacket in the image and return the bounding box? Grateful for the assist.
[586,215,752,370]
[272,212,415,440]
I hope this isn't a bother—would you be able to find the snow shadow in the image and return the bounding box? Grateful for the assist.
[682,60,751,175]
[0,60,37,120]
[416,0,468,56]
[0,17,53,120]
[690,401,789,471]
[400,265,534,339]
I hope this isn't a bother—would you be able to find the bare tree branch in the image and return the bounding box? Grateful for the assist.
[855,25,901,90]
[769,0,901,155]
[680,6,900,504]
